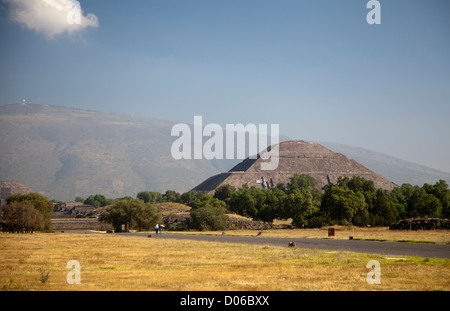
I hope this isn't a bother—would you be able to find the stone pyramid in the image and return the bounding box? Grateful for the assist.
[192,140,397,192]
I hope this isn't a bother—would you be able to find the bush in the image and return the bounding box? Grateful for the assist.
[6,193,53,232]
[190,204,227,231]
[99,199,161,232]
[307,216,325,228]
[131,203,161,231]
[214,185,236,201]
[84,194,112,208]
[0,201,45,233]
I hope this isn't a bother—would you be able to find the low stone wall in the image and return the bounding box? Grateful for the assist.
[51,218,112,231]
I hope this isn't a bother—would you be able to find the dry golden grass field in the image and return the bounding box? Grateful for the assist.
[166,226,450,244]
[0,231,449,291]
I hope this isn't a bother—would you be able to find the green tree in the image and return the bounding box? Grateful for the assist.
[131,203,161,231]
[84,194,111,208]
[136,191,163,204]
[418,193,442,218]
[429,180,449,218]
[321,185,366,224]
[351,207,370,227]
[274,182,286,191]
[270,188,287,219]
[162,190,181,202]
[180,190,203,205]
[287,174,322,201]
[372,189,398,226]
[390,186,408,220]
[407,186,442,218]
[0,201,45,233]
[7,193,53,232]
[339,176,376,212]
[214,185,236,202]
[247,187,269,213]
[283,188,318,227]
[338,176,376,194]
[256,204,276,225]
[227,188,257,218]
[286,174,317,193]
[189,194,226,210]
[99,199,161,232]
[75,196,84,203]
[190,204,227,231]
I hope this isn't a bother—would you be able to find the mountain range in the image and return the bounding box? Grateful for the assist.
[1,103,448,201]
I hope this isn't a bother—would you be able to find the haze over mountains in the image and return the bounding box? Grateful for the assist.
[1,103,449,201]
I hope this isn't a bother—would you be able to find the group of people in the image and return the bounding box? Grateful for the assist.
[155,224,163,235]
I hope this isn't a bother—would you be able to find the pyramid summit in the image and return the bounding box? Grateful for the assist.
[192,140,398,193]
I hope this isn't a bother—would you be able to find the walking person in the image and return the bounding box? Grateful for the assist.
[155,224,159,235]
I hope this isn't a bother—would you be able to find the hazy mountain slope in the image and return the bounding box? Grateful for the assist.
[1,103,447,201]
[320,142,450,187]
[0,104,234,201]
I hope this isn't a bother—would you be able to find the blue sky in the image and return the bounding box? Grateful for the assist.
[1,0,449,172]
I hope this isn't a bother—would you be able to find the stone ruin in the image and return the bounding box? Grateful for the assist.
[53,201,98,218]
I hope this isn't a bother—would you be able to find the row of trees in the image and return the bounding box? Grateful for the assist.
[324,177,449,227]
[76,190,187,208]
[212,175,449,228]
[76,194,133,208]
[98,193,227,232]
[2,175,448,233]
[113,175,448,230]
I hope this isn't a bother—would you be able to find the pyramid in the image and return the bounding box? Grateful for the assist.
[0,181,35,206]
[192,140,397,192]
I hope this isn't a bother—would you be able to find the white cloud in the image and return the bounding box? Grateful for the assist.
[4,0,98,38]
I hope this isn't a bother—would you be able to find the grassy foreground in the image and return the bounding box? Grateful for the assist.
[166,226,450,244]
[0,232,449,291]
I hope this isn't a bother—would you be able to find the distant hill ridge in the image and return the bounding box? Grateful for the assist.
[0,103,234,200]
[1,103,448,201]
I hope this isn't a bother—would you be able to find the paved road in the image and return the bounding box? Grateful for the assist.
[74,230,450,259]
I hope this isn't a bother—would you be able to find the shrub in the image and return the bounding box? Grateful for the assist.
[136,191,163,204]
[0,201,45,233]
[99,199,161,232]
[307,216,325,228]
[6,193,53,232]
[190,204,227,231]
[214,185,236,201]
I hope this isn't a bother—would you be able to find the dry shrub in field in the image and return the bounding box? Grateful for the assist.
[39,262,50,284]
